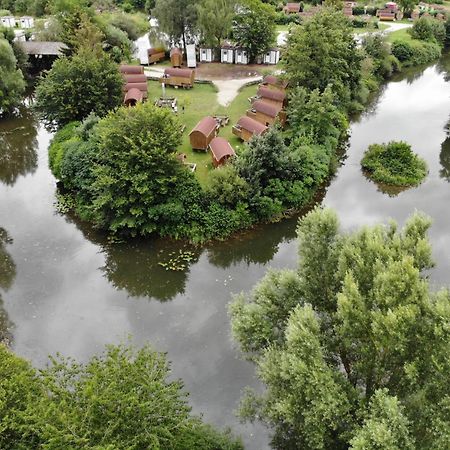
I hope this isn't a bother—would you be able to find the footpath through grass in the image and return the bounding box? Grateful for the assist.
[147,80,258,184]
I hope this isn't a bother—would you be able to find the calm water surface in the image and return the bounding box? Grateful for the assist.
[1,56,450,450]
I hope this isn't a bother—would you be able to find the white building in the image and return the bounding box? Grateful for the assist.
[186,44,196,68]
[20,16,34,29]
[234,48,248,64]
[262,48,280,65]
[221,44,234,63]
[199,47,214,63]
[1,16,16,28]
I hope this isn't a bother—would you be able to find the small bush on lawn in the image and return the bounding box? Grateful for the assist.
[361,141,427,186]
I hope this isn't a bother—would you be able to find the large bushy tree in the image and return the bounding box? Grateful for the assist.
[34,45,123,128]
[152,0,198,50]
[284,8,362,108]
[197,0,235,47]
[233,0,276,62]
[0,38,25,114]
[230,208,450,449]
[0,343,243,449]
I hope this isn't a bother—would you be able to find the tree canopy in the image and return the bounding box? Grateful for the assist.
[34,46,123,128]
[230,207,450,449]
[233,0,276,62]
[0,342,243,449]
[197,0,235,47]
[0,38,25,114]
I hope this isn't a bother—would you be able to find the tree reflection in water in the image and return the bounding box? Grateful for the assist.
[0,228,16,346]
[0,107,38,186]
[439,122,450,182]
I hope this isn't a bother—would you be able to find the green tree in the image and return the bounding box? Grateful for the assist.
[233,0,276,62]
[283,8,362,108]
[197,0,235,47]
[34,46,123,128]
[0,38,25,114]
[0,343,243,449]
[398,0,417,16]
[230,208,450,449]
[152,0,198,50]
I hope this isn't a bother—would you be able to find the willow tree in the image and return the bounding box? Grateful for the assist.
[230,208,450,449]
[197,0,235,47]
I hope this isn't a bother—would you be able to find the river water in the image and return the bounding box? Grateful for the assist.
[1,56,450,450]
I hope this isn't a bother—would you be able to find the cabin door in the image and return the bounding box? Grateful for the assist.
[236,51,242,64]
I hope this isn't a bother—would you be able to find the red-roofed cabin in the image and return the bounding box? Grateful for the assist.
[124,88,143,107]
[123,82,148,98]
[170,47,182,67]
[377,8,396,20]
[246,100,286,127]
[189,116,218,150]
[160,68,195,88]
[123,73,147,83]
[343,6,353,16]
[261,75,288,92]
[255,86,287,109]
[209,137,235,168]
[283,2,300,13]
[119,65,144,74]
[148,47,165,64]
[232,116,268,142]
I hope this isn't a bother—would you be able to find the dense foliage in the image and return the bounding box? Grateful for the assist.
[230,208,450,450]
[34,46,123,128]
[0,38,25,114]
[283,8,363,109]
[0,342,243,449]
[361,141,428,187]
[232,0,276,62]
[197,0,235,47]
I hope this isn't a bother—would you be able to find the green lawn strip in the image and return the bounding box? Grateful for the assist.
[147,80,258,185]
[386,27,413,43]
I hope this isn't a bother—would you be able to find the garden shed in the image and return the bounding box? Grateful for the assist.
[120,65,144,74]
[232,116,268,142]
[189,116,218,150]
[221,43,234,63]
[246,100,286,127]
[160,68,195,88]
[170,47,183,67]
[124,88,143,107]
[148,48,165,64]
[0,16,16,27]
[262,48,280,65]
[199,47,215,62]
[261,75,288,91]
[255,86,287,108]
[234,48,248,64]
[20,16,34,28]
[123,73,147,83]
[209,137,235,168]
[283,3,300,14]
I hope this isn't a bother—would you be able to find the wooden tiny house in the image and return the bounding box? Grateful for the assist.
[255,86,287,109]
[261,75,288,91]
[262,48,280,65]
[189,116,218,150]
[148,48,165,64]
[123,82,148,98]
[124,88,144,107]
[232,116,268,142]
[123,74,147,84]
[170,47,183,67]
[234,48,249,64]
[199,47,215,62]
[160,68,195,88]
[209,137,235,168]
[120,65,144,74]
[246,100,286,127]
[221,44,234,63]
[283,3,300,14]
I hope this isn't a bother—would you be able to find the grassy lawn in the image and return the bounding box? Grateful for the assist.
[147,80,258,185]
[386,27,412,43]
[276,24,291,32]
[352,23,389,34]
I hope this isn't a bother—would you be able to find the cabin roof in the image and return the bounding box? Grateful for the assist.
[262,75,288,88]
[251,100,281,118]
[123,73,147,83]
[124,82,148,93]
[190,116,217,137]
[236,116,268,134]
[148,47,165,55]
[164,67,193,78]
[257,86,286,101]
[20,41,67,56]
[209,137,235,161]
[124,88,143,103]
[120,64,144,74]
[284,3,300,11]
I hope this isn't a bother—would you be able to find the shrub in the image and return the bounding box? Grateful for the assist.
[361,141,427,186]
[391,39,441,65]
[410,16,446,44]
[48,122,80,179]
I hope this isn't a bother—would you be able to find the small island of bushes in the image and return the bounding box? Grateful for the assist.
[361,141,427,187]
